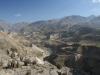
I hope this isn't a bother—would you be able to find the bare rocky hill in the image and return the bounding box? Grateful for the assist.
[10,22,31,32]
[0,20,13,32]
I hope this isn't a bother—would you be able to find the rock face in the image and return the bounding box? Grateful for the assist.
[92,63,100,75]
[36,57,44,65]
[50,34,61,40]
[48,45,100,75]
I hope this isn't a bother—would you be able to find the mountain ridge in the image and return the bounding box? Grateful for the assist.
[0,15,99,33]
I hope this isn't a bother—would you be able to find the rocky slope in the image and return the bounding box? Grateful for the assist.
[0,20,13,32]
[0,30,60,75]
[20,15,90,33]
[47,44,100,75]
[10,22,31,32]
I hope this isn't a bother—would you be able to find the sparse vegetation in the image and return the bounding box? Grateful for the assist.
[7,61,11,69]
[16,61,19,68]
[20,55,23,61]
[26,70,31,75]
[32,60,37,65]
[32,51,43,57]
[0,59,3,67]
[10,47,17,52]
[72,43,80,47]
[11,60,16,68]
[24,59,31,66]
[54,56,66,69]
[11,52,15,59]
[96,43,100,47]
[40,68,44,73]
[6,49,9,55]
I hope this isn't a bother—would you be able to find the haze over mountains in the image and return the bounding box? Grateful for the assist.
[0,15,98,33]
[0,20,13,32]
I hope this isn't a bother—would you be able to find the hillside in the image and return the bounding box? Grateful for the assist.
[10,22,31,32]
[0,30,54,75]
[20,15,90,32]
[0,20,13,32]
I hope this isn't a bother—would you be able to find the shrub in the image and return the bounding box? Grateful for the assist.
[24,59,31,66]
[20,55,23,61]
[7,61,11,69]
[32,51,43,57]
[41,68,44,73]
[0,59,3,67]
[32,60,37,65]
[11,52,15,59]
[10,47,17,52]
[6,49,9,55]
[72,43,80,47]
[26,70,31,75]
[11,60,16,68]
[54,56,66,69]
[16,62,19,68]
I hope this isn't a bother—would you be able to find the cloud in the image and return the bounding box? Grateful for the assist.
[93,9,97,11]
[14,14,21,17]
[92,0,100,3]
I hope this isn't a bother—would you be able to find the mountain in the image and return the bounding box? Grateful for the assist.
[0,15,98,34]
[10,22,31,32]
[72,15,100,28]
[20,15,90,33]
[91,15,100,22]
[0,20,13,32]
[60,15,89,22]
[0,15,97,33]
[87,15,96,20]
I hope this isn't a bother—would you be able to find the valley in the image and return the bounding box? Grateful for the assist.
[0,15,100,75]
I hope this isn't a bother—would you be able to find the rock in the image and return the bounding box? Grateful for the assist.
[22,66,31,69]
[49,69,58,75]
[19,61,24,66]
[87,58,99,68]
[61,67,70,75]
[36,57,44,65]
[77,46,83,54]
[14,52,18,56]
[50,34,60,40]
[75,54,83,68]
[5,69,15,75]
[92,63,100,75]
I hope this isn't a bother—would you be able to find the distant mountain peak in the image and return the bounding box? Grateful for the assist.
[92,16,100,22]
[87,15,96,20]
[0,20,13,32]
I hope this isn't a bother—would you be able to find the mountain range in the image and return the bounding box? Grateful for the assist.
[0,15,99,33]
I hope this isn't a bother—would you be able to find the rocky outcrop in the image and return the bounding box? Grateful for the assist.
[48,45,100,75]
[50,34,61,40]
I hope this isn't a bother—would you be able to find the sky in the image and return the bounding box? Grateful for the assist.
[0,0,100,23]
